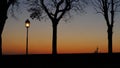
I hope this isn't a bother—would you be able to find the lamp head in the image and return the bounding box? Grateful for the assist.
[25,19,30,28]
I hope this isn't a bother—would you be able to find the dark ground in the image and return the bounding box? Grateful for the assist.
[0,53,120,67]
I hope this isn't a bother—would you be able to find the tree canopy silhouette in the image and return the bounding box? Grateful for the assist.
[27,0,87,55]
[0,0,19,55]
[91,0,120,53]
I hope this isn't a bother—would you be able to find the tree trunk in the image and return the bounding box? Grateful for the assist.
[0,17,7,55]
[0,34,2,55]
[0,0,8,56]
[52,23,57,55]
[107,26,113,54]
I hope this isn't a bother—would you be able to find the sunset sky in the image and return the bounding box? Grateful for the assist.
[2,1,120,55]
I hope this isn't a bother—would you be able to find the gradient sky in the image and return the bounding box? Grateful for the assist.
[2,1,120,55]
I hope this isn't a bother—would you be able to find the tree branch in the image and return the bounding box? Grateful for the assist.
[7,0,16,9]
[54,0,64,19]
[111,0,114,27]
[40,0,53,20]
[57,0,71,22]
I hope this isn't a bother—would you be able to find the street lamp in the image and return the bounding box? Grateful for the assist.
[25,19,30,55]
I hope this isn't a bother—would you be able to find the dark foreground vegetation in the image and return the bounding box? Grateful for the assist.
[0,53,120,67]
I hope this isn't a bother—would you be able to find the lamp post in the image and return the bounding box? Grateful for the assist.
[25,19,30,55]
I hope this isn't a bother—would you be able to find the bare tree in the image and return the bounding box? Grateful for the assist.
[27,0,86,55]
[0,0,19,55]
[91,0,120,54]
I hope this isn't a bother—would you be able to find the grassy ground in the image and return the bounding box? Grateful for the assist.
[1,53,120,67]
